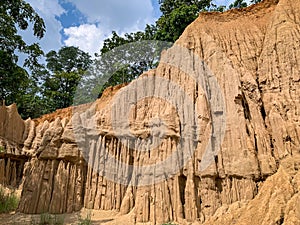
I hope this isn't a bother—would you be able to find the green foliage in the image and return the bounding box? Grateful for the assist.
[101,25,157,55]
[0,51,30,105]
[155,4,199,42]
[77,212,92,225]
[30,213,65,225]
[43,71,81,110]
[0,54,44,119]
[93,0,226,97]
[16,78,49,119]
[158,0,213,15]
[0,0,45,69]
[210,5,227,12]
[229,0,248,9]
[94,0,227,97]
[155,0,216,42]
[161,222,177,225]
[39,213,52,225]
[1,0,261,119]
[0,146,5,153]
[0,0,45,119]
[85,28,170,99]
[43,46,92,111]
[46,46,91,73]
[0,187,19,213]
[250,0,262,3]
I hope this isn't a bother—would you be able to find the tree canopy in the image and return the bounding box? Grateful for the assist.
[0,0,45,67]
[156,0,218,42]
[98,26,165,89]
[0,0,46,118]
[229,0,248,9]
[95,0,219,93]
[43,46,92,110]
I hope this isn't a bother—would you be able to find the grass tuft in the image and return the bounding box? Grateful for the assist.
[0,146,5,153]
[77,211,92,225]
[0,187,19,213]
[30,213,65,225]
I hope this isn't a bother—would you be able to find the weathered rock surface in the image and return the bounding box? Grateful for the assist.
[0,0,299,224]
[0,104,28,187]
[201,155,300,225]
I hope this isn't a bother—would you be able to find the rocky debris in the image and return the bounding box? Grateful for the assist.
[0,0,299,224]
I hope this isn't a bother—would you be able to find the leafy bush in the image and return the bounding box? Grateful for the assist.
[0,187,19,213]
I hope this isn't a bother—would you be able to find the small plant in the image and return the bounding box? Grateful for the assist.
[30,213,65,225]
[162,222,177,225]
[0,146,5,153]
[40,213,51,224]
[78,211,92,225]
[52,214,65,225]
[0,187,19,213]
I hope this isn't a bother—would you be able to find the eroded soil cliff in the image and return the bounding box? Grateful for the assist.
[0,0,299,224]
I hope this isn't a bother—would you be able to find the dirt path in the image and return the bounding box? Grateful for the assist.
[0,209,152,225]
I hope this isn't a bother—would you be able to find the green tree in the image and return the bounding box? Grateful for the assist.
[0,0,45,118]
[155,4,199,42]
[73,26,171,104]
[101,25,157,55]
[155,0,216,42]
[43,46,92,110]
[96,27,168,91]
[15,77,46,118]
[0,51,29,105]
[0,0,45,65]
[46,46,91,73]
[229,0,248,9]
[158,0,213,15]
[250,0,262,3]
[91,0,230,101]
[93,0,227,98]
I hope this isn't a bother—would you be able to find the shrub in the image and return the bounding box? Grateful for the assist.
[0,146,5,153]
[30,213,65,225]
[78,211,92,225]
[0,187,19,213]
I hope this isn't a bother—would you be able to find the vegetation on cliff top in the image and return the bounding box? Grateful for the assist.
[0,0,258,119]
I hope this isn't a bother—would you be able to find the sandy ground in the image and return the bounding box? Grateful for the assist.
[0,185,143,225]
[0,208,145,225]
[0,208,197,225]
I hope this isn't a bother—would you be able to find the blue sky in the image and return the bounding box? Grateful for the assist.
[22,0,252,56]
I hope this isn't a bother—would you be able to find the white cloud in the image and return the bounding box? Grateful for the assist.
[18,0,256,60]
[63,0,157,55]
[20,0,65,53]
[66,0,155,31]
[64,24,104,55]
[26,0,65,17]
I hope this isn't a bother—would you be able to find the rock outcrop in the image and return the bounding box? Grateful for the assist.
[0,0,299,224]
[0,104,28,187]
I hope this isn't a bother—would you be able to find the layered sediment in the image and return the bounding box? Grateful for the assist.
[0,0,299,224]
